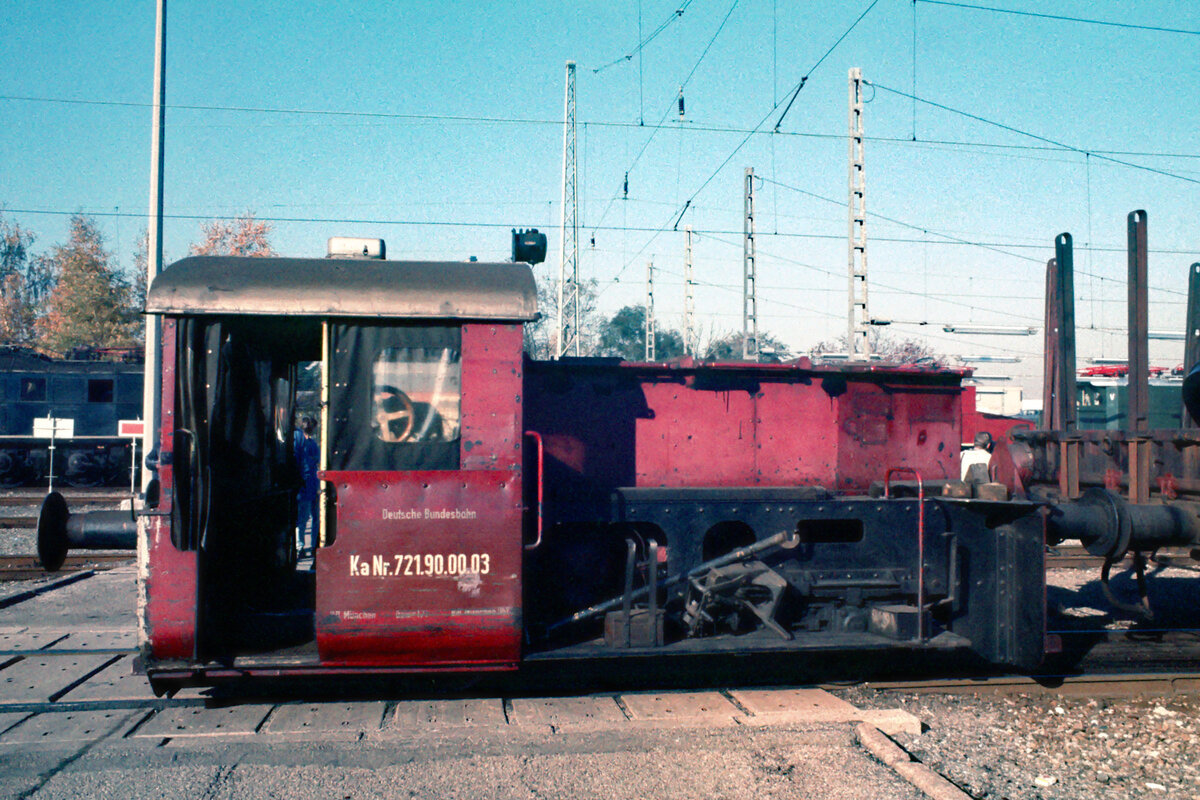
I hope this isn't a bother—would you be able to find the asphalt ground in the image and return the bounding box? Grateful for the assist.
[0,566,945,800]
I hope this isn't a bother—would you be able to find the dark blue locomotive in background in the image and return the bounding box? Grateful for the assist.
[0,347,144,487]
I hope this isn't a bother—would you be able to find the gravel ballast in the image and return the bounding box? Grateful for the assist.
[837,687,1200,800]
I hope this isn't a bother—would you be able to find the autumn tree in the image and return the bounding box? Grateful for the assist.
[0,213,38,345]
[37,215,140,355]
[189,213,276,257]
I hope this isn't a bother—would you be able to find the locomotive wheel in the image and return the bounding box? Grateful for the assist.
[62,448,102,488]
[375,387,415,442]
[0,449,26,488]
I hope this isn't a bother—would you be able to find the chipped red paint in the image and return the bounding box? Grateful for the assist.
[835,382,961,491]
[142,317,197,661]
[460,324,524,472]
[525,360,967,493]
[315,470,521,667]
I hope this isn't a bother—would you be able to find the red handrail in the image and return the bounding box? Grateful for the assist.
[524,431,544,551]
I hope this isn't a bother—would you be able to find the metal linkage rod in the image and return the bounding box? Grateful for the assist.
[546,530,798,634]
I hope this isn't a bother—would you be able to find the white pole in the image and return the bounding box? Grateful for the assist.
[141,0,166,492]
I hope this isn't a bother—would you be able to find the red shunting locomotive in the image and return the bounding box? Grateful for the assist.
[43,218,1200,693]
[103,241,1050,693]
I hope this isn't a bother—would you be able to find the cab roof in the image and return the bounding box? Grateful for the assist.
[145,256,539,321]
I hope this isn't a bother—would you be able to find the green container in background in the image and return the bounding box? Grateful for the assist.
[1076,380,1182,430]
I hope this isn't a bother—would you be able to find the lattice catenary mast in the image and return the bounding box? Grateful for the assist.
[646,261,656,361]
[556,61,581,358]
[743,167,758,361]
[847,68,870,360]
[684,225,695,356]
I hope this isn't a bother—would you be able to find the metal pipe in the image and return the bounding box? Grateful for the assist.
[37,492,137,572]
[142,0,166,491]
[547,529,798,634]
[647,538,658,641]
[1127,210,1149,434]
[1047,488,1200,559]
[1042,257,1059,430]
[1183,263,1200,427]
[621,539,636,648]
[1055,234,1078,432]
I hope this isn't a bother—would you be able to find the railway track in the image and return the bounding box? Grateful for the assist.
[846,671,1200,697]
[0,554,132,581]
[0,489,131,507]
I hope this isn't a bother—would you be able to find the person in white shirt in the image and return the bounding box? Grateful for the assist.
[960,431,993,482]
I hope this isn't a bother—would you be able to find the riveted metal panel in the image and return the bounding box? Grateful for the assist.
[460,324,524,472]
[315,470,521,667]
[635,382,756,486]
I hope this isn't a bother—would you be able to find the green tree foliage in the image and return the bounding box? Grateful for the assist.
[37,215,140,355]
[596,305,686,361]
[189,213,276,257]
[703,330,793,361]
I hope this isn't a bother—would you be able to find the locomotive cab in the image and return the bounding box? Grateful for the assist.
[141,255,537,683]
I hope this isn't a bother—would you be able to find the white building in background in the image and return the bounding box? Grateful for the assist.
[972,385,1024,417]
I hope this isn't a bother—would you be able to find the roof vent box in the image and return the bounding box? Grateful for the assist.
[327,237,386,259]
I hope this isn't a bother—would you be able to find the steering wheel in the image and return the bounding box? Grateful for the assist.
[374,386,415,443]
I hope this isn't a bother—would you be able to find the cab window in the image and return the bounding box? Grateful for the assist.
[373,347,461,444]
[329,324,461,471]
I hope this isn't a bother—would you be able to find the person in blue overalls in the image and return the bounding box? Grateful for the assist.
[294,415,320,557]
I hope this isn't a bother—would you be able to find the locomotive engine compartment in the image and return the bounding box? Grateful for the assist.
[519,358,1045,669]
[122,252,1056,692]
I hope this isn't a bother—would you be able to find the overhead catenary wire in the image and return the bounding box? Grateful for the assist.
[867,81,1200,187]
[588,0,741,243]
[696,231,1046,328]
[915,0,1200,37]
[592,0,699,74]
[755,175,1191,299]
[653,257,1044,359]
[8,206,1197,262]
[6,94,1200,162]
[599,0,885,296]
[774,0,881,132]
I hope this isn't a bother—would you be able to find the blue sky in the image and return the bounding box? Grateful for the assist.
[3,1,1199,399]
